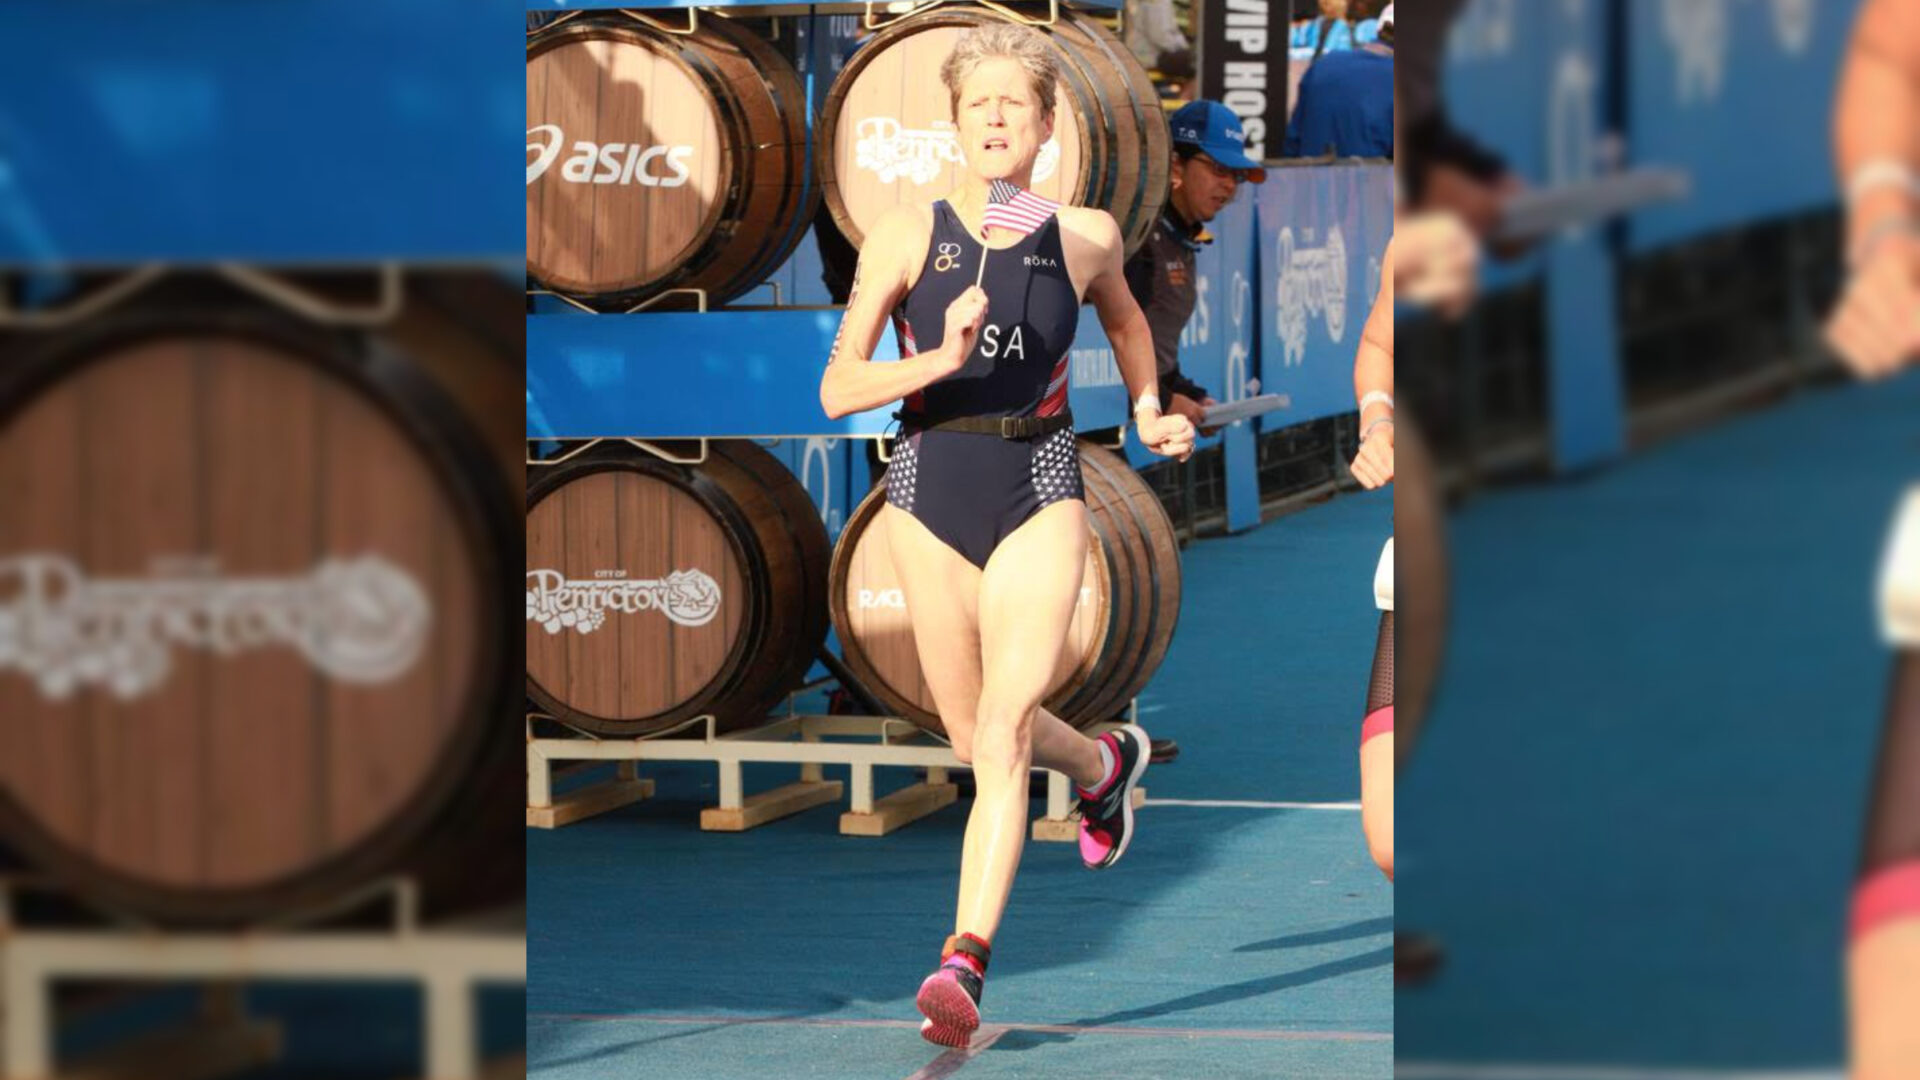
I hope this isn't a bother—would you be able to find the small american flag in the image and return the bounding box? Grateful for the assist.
[982,179,1058,239]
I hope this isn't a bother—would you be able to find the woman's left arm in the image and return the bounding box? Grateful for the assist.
[1073,208,1196,460]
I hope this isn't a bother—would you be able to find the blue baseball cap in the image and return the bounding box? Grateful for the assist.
[1168,100,1268,183]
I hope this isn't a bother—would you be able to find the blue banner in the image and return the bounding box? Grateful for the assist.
[526,307,1129,440]
[1625,0,1856,251]
[0,1,523,264]
[1253,163,1394,425]
[1439,0,1550,292]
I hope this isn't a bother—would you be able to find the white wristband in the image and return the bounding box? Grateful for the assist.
[1849,214,1920,271]
[1133,393,1162,415]
[1847,160,1920,207]
[1358,390,1394,414]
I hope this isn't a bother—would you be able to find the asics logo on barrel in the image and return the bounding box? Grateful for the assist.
[526,124,693,187]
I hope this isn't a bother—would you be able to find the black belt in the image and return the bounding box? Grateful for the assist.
[894,409,1074,440]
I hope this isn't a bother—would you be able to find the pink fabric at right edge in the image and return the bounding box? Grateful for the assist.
[1852,861,1920,942]
[1361,706,1394,746]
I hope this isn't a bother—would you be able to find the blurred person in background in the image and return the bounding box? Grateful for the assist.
[1826,0,1920,380]
[1828,2,1920,1075]
[1126,100,1266,439]
[1350,239,1396,883]
[1289,0,1319,41]
[1351,0,1386,45]
[1291,0,1354,62]
[1396,0,1528,247]
[1123,0,1193,87]
[1283,1,1393,159]
[1383,0,1488,985]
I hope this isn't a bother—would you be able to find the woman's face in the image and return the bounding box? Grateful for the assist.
[954,57,1053,182]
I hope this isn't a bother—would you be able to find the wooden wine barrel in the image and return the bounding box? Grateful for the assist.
[818,7,1169,257]
[526,440,831,736]
[1056,443,1182,723]
[826,441,1178,734]
[526,13,817,310]
[0,309,521,927]
[1395,417,1446,768]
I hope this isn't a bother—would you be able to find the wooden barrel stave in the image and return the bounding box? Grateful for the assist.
[827,487,945,731]
[1047,450,1142,723]
[1077,444,1181,720]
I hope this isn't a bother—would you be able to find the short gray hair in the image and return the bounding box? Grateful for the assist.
[940,23,1058,120]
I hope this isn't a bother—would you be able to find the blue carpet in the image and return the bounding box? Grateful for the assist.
[530,485,1396,1079]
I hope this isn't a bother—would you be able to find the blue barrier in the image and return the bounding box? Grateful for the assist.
[0,1,523,264]
[1435,0,1859,468]
[525,306,1130,439]
[1440,0,1550,295]
[1544,0,1627,470]
[1254,163,1395,425]
[1625,0,1855,251]
[528,163,1393,528]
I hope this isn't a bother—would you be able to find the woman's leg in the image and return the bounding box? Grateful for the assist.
[959,499,1104,941]
[1362,612,1395,881]
[884,504,1109,782]
[884,505,987,759]
[1852,650,1920,1080]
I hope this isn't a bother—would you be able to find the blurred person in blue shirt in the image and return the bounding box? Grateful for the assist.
[1283,2,1392,158]
[1352,0,1384,45]
[1290,0,1354,60]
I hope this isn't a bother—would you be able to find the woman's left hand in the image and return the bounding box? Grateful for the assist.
[1137,412,1196,462]
[1350,424,1394,489]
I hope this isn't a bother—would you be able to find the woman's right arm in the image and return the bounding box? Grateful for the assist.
[819,207,968,419]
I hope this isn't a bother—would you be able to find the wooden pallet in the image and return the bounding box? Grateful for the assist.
[527,713,1139,841]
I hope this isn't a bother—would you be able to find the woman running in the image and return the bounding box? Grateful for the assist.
[818,23,1196,1048]
[1828,2,1920,1075]
[1350,239,1396,883]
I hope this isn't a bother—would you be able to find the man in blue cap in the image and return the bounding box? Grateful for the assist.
[1120,98,1266,764]
[1124,98,1266,437]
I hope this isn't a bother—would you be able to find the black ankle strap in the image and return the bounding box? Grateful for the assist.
[942,933,992,971]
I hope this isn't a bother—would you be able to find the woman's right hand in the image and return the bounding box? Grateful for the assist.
[931,286,990,376]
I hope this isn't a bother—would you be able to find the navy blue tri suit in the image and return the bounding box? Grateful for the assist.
[885,200,1085,570]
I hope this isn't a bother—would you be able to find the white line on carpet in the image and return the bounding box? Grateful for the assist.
[1394,1063,1842,1080]
[1144,798,1362,810]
